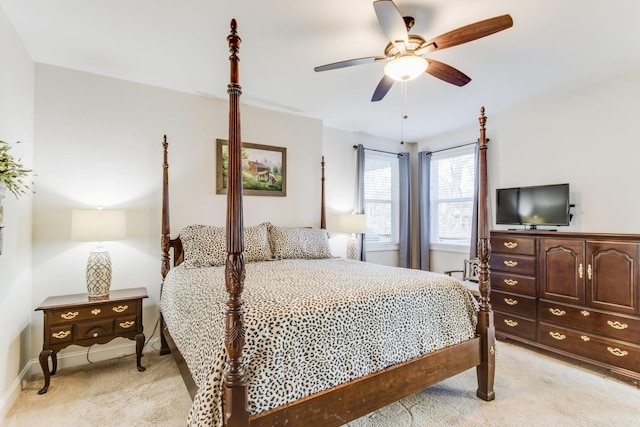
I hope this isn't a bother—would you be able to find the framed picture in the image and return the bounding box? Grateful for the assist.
[216,139,287,197]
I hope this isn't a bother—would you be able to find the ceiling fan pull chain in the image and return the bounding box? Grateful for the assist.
[400,81,407,144]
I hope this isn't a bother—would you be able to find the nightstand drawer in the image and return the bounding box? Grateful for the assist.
[115,316,138,333]
[49,300,138,325]
[77,319,114,339]
[49,325,74,343]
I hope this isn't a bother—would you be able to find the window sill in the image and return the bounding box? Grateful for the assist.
[366,242,399,252]
[429,243,470,254]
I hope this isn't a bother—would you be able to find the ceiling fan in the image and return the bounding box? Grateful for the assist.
[314,0,513,102]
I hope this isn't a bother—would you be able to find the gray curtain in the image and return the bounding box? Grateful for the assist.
[355,144,366,261]
[469,141,480,259]
[398,152,411,268]
[418,151,431,270]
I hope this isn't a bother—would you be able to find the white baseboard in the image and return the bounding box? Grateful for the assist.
[0,337,160,424]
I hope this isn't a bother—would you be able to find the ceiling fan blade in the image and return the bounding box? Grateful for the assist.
[314,56,386,72]
[371,74,395,102]
[373,0,408,49]
[426,59,471,87]
[424,14,513,52]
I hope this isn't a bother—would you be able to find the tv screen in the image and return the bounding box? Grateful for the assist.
[496,183,570,227]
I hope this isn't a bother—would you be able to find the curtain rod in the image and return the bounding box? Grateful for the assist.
[424,139,489,155]
[352,145,403,156]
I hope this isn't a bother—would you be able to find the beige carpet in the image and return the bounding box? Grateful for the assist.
[5,341,639,426]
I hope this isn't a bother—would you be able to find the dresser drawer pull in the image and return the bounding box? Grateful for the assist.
[504,298,518,306]
[503,260,518,267]
[503,319,518,327]
[578,263,583,279]
[112,305,129,313]
[580,335,590,342]
[607,347,628,357]
[91,308,101,315]
[93,332,99,337]
[119,321,135,329]
[549,331,566,340]
[607,320,628,330]
[60,311,79,320]
[504,279,518,286]
[549,308,566,316]
[504,241,518,249]
[52,331,71,339]
[587,264,592,280]
[581,310,590,317]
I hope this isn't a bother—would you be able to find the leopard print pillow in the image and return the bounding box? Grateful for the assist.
[180,222,273,267]
[268,225,333,259]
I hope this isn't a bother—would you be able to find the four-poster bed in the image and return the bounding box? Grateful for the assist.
[159,19,495,427]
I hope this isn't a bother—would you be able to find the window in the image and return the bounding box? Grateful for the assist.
[429,145,476,248]
[364,151,400,246]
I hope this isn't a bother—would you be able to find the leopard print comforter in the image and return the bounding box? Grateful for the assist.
[160,258,478,426]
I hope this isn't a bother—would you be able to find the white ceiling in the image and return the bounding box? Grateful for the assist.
[2,0,640,142]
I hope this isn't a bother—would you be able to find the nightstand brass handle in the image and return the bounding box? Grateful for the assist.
[504,242,518,249]
[93,332,99,337]
[60,311,79,320]
[581,310,590,317]
[91,309,101,315]
[504,260,518,267]
[549,331,566,340]
[112,305,129,313]
[607,320,628,330]
[504,279,518,286]
[52,331,70,339]
[504,298,518,305]
[549,308,566,316]
[580,335,590,342]
[119,321,135,329]
[607,347,628,357]
[503,319,518,327]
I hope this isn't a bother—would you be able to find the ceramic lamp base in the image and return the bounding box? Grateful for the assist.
[346,236,360,260]
[86,249,112,298]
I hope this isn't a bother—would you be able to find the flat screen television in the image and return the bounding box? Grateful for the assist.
[496,183,571,228]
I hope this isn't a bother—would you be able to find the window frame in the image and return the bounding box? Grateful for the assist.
[363,150,400,251]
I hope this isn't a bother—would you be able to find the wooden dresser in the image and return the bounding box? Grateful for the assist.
[490,230,639,385]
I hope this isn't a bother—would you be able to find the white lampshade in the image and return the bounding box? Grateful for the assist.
[384,54,428,81]
[71,209,126,242]
[338,213,367,234]
[71,208,126,299]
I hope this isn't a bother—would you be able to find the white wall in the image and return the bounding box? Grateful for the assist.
[0,6,34,420]
[419,71,640,272]
[30,64,323,368]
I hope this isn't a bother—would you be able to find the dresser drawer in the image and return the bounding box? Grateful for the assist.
[491,271,537,296]
[491,235,536,255]
[490,254,536,276]
[538,322,640,373]
[539,300,640,344]
[493,290,536,318]
[49,300,138,325]
[495,312,536,341]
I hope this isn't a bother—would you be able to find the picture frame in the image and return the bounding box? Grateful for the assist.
[216,139,287,197]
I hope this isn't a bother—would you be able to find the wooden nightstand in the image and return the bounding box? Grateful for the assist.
[35,287,148,394]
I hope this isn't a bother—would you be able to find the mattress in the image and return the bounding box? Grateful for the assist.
[160,257,478,426]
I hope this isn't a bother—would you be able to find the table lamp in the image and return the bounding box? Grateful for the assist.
[339,213,366,260]
[71,208,126,299]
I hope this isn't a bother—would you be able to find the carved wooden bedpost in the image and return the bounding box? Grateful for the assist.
[160,134,172,356]
[223,19,251,426]
[475,106,496,401]
[320,156,326,230]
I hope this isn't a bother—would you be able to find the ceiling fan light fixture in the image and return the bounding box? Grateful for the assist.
[384,55,427,81]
